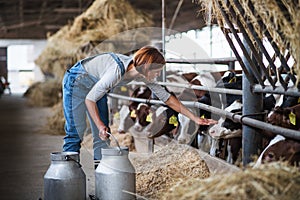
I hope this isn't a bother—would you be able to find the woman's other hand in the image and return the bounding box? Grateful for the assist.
[195,117,218,125]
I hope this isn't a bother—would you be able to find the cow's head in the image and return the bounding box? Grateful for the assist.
[267,106,299,129]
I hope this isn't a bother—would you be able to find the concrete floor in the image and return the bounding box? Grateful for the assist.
[0,94,95,200]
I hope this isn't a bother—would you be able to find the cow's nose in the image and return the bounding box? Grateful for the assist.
[118,129,126,134]
[134,124,143,132]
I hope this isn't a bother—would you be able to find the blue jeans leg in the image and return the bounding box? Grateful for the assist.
[62,67,110,160]
[87,95,110,160]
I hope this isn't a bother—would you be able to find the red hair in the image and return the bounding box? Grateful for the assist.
[133,46,165,74]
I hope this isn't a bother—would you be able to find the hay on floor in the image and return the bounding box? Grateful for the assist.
[163,161,300,200]
[130,142,210,199]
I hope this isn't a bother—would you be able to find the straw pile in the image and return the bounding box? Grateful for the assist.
[23,79,61,107]
[163,162,300,200]
[131,143,210,199]
[46,101,65,135]
[196,0,300,82]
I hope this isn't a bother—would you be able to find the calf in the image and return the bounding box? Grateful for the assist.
[267,104,300,130]
[176,94,212,146]
[117,86,152,133]
[135,104,179,139]
[208,100,243,164]
[254,135,300,167]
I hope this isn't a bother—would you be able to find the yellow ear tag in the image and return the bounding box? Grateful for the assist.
[289,112,296,125]
[146,113,152,122]
[130,110,136,118]
[169,115,178,126]
[121,86,127,92]
[229,77,236,83]
[114,112,120,119]
[298,97,300,104]
[200,114,206,119]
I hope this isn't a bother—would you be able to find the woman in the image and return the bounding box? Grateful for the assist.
[62,46,216,161]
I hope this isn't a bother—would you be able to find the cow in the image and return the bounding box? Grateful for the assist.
[254,103,300,166]
[267,104,300,130]
[133,103,179,139]
[176,94,212,146]
[175,71,243,150]
[175,72,219,148]
[208,100,243,163]
[254,135,300,167]
[117,86,152,133]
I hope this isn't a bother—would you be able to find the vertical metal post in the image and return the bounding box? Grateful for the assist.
[228,61,235,71]
[161,0,166,82]
[242,39,263,166]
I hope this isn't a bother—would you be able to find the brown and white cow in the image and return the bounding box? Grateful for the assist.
[267,104,300,130]
[254,135,300,167]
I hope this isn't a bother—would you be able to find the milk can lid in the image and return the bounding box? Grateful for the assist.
[50,152,79,161]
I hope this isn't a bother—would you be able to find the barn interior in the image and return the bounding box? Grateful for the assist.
[0,0,299,199]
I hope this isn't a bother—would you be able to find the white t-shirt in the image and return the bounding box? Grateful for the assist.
[82,53,171,103]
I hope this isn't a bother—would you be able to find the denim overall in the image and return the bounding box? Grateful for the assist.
[62,53,125,160]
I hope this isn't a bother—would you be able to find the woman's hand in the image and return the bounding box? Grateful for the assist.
[99,125,109,140]
[194,117,218,125]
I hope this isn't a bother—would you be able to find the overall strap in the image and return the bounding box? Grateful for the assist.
[108,52,125,76]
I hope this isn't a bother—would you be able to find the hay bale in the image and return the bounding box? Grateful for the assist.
[24,79,61,107]
[163,162,300,200]
[46,101,65,135]
[130,143,210,199]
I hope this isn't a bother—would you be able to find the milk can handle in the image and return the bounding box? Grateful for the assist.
[65,155,82,168]
[106,132,122,154]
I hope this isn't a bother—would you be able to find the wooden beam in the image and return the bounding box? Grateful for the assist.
[54,8,83,13]
[0,20,41,30]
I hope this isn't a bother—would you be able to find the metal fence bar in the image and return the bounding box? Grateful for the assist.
[222,29,256,85]
[166,57,237,65]
[107,93,300,141]
[252,85,300,97]
[232,0,278,85]
[215,0,265,86]
[222,0,275,88]
[126,81,243,95]
[247,0,297,85]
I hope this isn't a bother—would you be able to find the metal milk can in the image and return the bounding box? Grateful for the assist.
[95,146,136,200]
[44,152,86,200]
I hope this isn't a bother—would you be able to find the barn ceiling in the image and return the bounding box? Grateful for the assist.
[0,0,207,39]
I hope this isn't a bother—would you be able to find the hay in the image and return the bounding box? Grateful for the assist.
[131,143,210,199]
[46,101,65,135]
[109,123,136,152]
[196,0,300,83]
[24,79,61,107]
[35,0,153,81]
[163,162,300,200]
